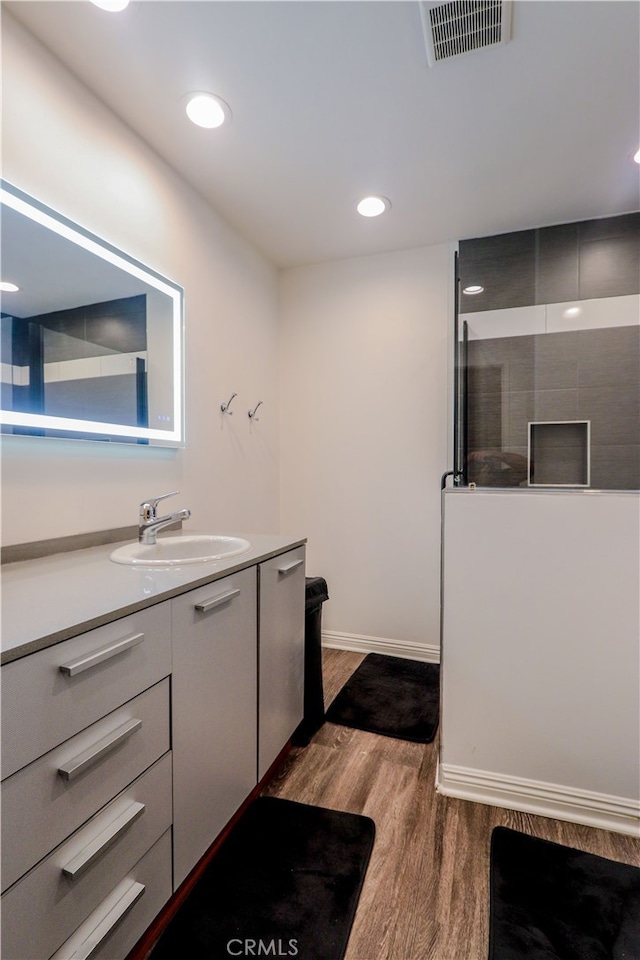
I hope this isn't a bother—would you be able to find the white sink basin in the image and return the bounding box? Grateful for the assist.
[110,535,251,566]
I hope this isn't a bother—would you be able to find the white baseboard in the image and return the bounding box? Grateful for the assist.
[322,630,440,664]
[437,761,640,837]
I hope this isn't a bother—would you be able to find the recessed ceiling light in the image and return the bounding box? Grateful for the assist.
[185,93,230,129]
[356,196,390,217]
[0,281,19,293]
[634,148,640,164]
[462,284,484,295]
[91,0,130,11]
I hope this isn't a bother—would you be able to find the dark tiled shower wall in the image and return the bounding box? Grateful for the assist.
[24,294,148,357]
[459,213,640,313]
[3,294,148,439]
[467,325,640,490]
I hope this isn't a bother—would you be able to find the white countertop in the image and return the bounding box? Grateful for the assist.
[1,531,306,664]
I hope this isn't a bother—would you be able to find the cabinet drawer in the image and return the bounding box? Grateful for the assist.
[1,602,172,779]
[1,753,172,960]
[1,678,170,892]
[51,829,172,960]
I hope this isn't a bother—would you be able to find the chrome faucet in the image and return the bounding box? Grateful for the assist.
[138,491,191,545]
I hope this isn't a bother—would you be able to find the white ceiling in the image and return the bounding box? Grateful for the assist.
[5,0,640,268]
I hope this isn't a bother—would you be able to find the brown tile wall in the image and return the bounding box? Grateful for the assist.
[459,213,640,313]
[467,326,640,490]
[460,212,640,490]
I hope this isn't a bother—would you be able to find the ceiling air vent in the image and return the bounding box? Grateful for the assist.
[420,0,512,66]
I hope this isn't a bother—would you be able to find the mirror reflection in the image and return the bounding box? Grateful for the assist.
[0,181,184,445]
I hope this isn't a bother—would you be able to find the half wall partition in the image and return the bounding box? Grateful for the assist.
[439,213,640,836]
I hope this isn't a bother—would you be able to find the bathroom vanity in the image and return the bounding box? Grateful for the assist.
[1,533,306,960]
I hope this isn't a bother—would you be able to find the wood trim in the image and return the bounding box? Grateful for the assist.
[322,630,440,664]
[437,761,640,837]
[124,740,294,960]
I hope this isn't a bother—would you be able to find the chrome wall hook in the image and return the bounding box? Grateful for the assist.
[220,392,237,415]
[248,401,263,421]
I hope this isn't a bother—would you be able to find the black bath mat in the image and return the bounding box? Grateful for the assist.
[325,653,440,743]
[150,796,375,960]
[488,827,640,960]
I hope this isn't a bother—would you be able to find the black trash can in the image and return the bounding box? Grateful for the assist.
[292,576,329,746]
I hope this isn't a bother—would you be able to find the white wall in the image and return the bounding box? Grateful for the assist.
[440,488,640,835]
[279,247,452,657]
[1,12,281,545]
[2,13,454,662]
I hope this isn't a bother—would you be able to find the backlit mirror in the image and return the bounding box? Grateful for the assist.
[0,181,184,445]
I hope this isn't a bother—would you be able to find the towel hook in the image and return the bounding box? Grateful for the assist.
[220,392,237,415]
[248,401,263,421]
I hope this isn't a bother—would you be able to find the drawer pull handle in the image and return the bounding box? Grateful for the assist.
[62,801,145,880]
[278,558,304,575]
[59,632,145,677]
[52,878,145,960]
[58,718,143,782]
[195,587,240,612]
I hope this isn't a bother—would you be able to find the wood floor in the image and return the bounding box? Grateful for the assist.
[262,648,640,960]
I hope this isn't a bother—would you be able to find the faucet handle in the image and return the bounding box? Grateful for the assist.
[140,491,180,520]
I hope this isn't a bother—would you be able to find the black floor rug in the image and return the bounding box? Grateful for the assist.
[150,796,375,960]
[324,653,439,743]
[489,827,640,960]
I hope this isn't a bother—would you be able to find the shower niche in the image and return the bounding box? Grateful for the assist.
[528,420,590,488]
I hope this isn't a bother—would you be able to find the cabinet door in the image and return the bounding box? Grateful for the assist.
[171,568,257,888]
[258,547,305,780]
